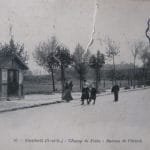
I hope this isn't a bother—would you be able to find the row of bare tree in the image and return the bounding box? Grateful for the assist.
[33,36,106,92]
[33,36,150,93]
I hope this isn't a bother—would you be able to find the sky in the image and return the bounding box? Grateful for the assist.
[0,0,150,73]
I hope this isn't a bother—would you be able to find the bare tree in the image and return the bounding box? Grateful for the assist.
[73,43,88,89]
[131,41,144,88]
[89,50,105,92]
[138,44,150,86]
[34,36,59,92]
[55,45,73,94]
[105,38,120,85]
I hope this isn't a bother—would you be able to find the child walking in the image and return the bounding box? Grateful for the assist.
[88,83,97,104]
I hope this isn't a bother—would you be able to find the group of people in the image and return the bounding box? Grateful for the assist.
[62,79,120,105]
[81,80,97,105]
[80,80,120,105]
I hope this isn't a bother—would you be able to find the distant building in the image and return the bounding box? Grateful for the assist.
[0,53,28,100]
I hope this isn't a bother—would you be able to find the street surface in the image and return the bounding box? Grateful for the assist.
[0,89,150,150]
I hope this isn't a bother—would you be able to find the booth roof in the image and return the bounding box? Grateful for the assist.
[0,52,28,70]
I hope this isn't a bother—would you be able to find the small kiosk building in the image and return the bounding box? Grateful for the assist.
[0,53,28,100]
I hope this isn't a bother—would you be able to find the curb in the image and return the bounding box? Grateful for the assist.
[0,100,64,113]
[0,87,150,113]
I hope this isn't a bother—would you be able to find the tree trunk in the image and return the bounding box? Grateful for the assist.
[103,79,105,88]
[96,68,99,92]
[127,69,130,86]
[112,55,116,85]
[99,69,101,87]
[51,68,55,92]
[79,74,82,89]
[131,79,133,87]
[143,63,146,87]
[133,57,136,89]
[61,64,65,97]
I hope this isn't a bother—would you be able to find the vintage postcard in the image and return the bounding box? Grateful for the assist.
[0,0,150,149]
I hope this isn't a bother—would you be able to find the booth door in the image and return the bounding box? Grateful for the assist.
[7,70,19,96]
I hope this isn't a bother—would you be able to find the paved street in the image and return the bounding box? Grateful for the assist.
[0,89,150,150]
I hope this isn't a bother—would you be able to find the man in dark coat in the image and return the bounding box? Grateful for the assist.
[111,84,120,102]
[81,80,90,105]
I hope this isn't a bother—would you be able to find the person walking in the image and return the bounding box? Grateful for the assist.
[88,83,97,104]
[62,81,73,102]
[111,84,120,102]
[81,80,90,105]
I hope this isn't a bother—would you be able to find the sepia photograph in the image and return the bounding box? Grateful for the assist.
[0,0,150,149]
